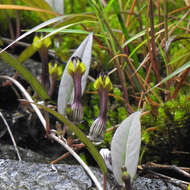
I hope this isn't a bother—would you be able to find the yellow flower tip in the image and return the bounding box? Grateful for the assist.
[43,37,52,48]
[32,36,41,49]
[94,74,112,91]
[67,56,86,76]
[76,62,86,75]
[32,35,51,49]
[105,76,112,91]
[67,60,75,75]
[49,62,63,79]
[94,75,103,90]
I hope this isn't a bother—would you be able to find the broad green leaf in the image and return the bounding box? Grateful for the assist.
[57,33,93,115]
[111,111,141,185]
[0,50,49,100]
[36,104,107,174]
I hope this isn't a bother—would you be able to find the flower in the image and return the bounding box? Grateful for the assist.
[32,35,52,49]
[88,73,112,144]
[67,56,86,122]
[68,56,86,77]
[48,62,63,80]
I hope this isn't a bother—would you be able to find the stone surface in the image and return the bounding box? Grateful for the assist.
[133,176,183,190]
[0,159,119,190]
[0,157,185,190]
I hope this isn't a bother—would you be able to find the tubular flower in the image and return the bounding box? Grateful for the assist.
[88,73,112,144]
[67,56,86,122]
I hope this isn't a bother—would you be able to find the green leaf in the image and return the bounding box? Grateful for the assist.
[40,20,95,41]
[37,28,90,35]
[0,50,49,100]
[18,44,38,63]
[122,30,146,48]
[111,111,141,185]
[37,104,107,174]
[104,0,115,13]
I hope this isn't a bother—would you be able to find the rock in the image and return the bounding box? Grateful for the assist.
[0,144,50,163]
[0,159,119,190]
[133,176,184,190]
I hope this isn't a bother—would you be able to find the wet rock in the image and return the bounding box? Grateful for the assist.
[133,177,184,190]
[0,159,119,190]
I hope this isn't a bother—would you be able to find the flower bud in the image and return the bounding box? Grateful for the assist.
[88,116,106,144]
[70,101,84,122]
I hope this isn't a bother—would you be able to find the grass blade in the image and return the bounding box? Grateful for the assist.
[148,60,190,93]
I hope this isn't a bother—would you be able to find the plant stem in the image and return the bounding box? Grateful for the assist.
[148,0,161,83]
[98,88,108,119]
[39,46,50,90]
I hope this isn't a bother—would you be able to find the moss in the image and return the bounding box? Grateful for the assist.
[141,88,190,165]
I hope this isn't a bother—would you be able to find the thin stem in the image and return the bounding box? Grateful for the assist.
[164,0,171,99]
[0,112,22,161]
[39,46,49,90]
[73,73,82,103]
[116,60,134,114]
[149,0,161,83]
[157,0,162,39]
[48,75,56,97]
[103,173,107,190]
[13,0,20,38]
[98,88,108,119]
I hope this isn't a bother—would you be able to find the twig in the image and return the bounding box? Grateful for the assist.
[0,112,22,161]
[50,143,85,164]
[142,162,190,183]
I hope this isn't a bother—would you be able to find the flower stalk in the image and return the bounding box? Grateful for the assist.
[32,35,52,90]
[67,56,86,122]
[88,73,112,144]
